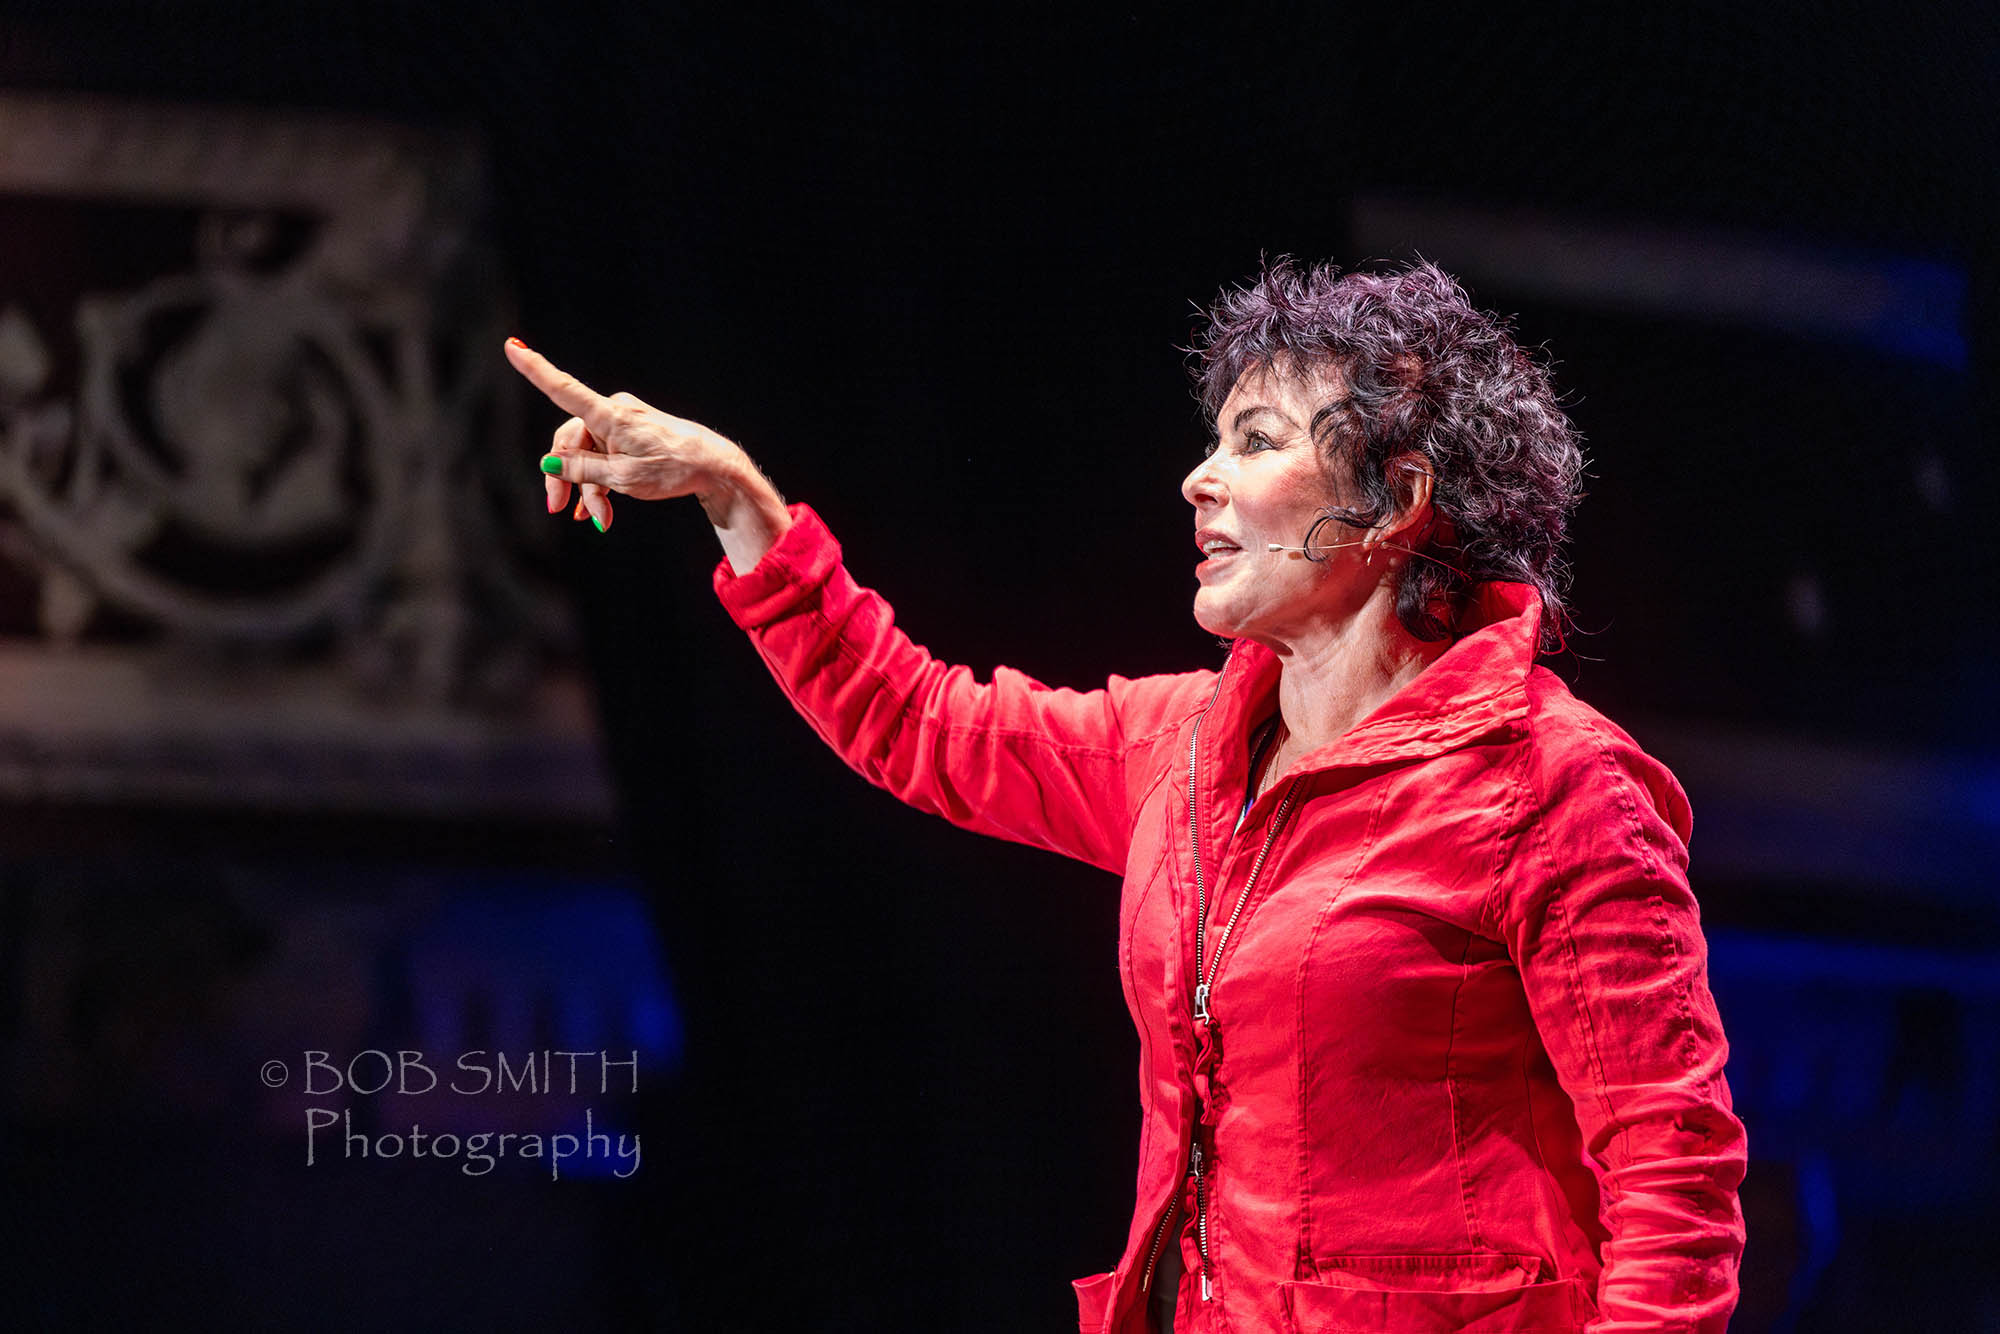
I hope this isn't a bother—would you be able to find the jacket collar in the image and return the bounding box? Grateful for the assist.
[1213,581,1543,773]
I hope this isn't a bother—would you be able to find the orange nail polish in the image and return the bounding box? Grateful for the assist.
[507,336,526,349]
[573,499,587,521]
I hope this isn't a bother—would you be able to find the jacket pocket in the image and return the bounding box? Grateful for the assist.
[1072,1271,1114,1333]
[1280,1268,1594,1333]
[1313,1251,1543,1292]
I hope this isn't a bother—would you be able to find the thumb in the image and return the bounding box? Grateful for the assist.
[539,448,624,491]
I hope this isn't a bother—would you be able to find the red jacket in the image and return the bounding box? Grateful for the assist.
[715,505,1747,1334]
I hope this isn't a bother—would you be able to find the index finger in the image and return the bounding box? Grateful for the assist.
[505,338,604,420]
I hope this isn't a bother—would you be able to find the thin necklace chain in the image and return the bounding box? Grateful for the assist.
[1248,714,1287,807]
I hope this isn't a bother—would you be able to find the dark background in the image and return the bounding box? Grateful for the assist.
[1,3,1995,1331]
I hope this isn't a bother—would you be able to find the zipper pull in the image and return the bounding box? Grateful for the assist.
[1193,982,1211,1025]
[1189,1142,1203,1178]
[1201,1270,1213,1301]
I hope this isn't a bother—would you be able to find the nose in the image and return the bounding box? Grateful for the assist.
[1182,449,1224,510]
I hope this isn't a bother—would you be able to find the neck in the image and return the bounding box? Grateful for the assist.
[1264,584,1452,756]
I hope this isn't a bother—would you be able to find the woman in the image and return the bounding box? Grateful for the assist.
[507,258,1747,1333]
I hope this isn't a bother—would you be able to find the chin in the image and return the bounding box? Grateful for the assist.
[1190,598,1239,641]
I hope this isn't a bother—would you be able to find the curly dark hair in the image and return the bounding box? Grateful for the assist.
[1189,257,1585,654]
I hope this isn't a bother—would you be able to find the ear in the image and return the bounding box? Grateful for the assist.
[1372,452,1435,549]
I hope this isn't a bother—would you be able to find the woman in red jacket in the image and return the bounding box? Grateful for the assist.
[508,258,1747,1333]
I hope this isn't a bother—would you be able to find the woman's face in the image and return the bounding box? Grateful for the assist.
[1181,363,1370,646]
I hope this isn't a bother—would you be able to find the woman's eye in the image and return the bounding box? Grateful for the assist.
[1202,432,1275,461]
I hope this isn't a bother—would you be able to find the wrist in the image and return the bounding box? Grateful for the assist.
[698,463,780,526]
[700,449,791,574]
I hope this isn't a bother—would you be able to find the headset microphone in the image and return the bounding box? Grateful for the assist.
[1266,536,1473,580]
[1266,539,1370,554]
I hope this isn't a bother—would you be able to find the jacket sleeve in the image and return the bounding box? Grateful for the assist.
[712,503,1206,874]
[1498,714,1748,1334]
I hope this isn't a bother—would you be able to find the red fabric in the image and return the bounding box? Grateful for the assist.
[716,505,1747,1334]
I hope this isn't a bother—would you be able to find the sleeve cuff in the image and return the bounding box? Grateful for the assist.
[711,502,843,630]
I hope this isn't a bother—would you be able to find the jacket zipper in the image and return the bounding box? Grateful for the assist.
[1157,669,1227,1305]
[1140,1197,1177,1293]
[1200,779,1300,1008]
[1185,671,1227,1020]
[1192,1141,1212,1301]
[1183,666,1303,1303]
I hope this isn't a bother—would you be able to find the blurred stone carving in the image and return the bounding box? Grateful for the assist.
[0,94,607,817]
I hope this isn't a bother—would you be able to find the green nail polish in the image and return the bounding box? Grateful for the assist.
[591,515,606,533]
[539,454,564,475]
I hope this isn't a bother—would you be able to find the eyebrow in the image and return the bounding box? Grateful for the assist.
[1230,405,1298,433]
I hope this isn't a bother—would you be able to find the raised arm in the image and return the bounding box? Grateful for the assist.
[716,505,1205,870]
[504,339,1204,872]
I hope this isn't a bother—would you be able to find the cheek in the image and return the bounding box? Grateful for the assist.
[1288,467,1334,501]
[1267,461,1333,524]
